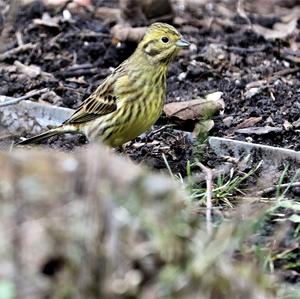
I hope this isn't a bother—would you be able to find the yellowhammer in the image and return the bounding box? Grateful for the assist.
[19,23,190,147]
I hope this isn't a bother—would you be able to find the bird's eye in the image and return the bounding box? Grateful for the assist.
[161,37,169,43]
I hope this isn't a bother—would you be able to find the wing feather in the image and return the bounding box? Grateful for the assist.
[63,75,119,125]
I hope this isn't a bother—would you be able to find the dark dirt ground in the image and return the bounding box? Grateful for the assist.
[1,0,299,159]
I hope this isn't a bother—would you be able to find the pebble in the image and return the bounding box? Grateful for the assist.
[178,72,187,81]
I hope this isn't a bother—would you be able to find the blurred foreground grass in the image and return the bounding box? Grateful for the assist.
[0,144,299,299]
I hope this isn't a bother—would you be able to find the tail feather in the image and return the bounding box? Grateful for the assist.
[17,127,71,145]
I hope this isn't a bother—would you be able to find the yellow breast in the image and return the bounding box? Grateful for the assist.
[106,95,164,147]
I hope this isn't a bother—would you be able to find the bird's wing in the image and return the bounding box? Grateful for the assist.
[63,75,119,125]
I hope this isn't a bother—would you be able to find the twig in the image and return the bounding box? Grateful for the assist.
[77,31,110,38]
[162,153,174,178]
[146,124,175,138]
[62,68,98,78]
[193,163,233,184]
[225,45,267,54]
[237,0,252,29]
[272,67,300,79]
[0,43,36,61]
[0,134,12,140]
[15,31,24,47]
[197,162,213,235]
[0,88,49,107]
[256,182,300,196]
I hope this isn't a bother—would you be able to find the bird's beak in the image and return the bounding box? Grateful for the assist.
[176,38,190,48]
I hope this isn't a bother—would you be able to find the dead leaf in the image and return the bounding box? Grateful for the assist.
[95,7,120,22]
[246,80,268,89]
[205,91,223,101]
[223,116,234,127]
[292,118,300,129]
[244,80,268,99]
[283,119,293,131]
[43,0,91,7]
[111,25,146,43]
[33,13,60,28]
[235,126,282,135]
[14,61,41,79]
[253,17,298,40]
[164,92,224,121]
[244,87,261,99]
[227,117,262,135]
[236,117,263,129]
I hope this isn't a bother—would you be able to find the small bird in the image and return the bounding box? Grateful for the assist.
[19,23,190,147]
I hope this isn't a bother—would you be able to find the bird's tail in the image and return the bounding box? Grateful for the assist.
[17,126,75,145]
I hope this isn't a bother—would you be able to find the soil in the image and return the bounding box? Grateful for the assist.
[1,0,299,159]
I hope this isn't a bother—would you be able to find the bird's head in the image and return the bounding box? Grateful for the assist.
[138,22,190,65]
